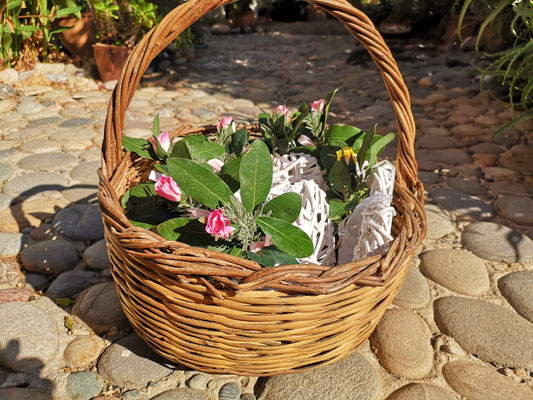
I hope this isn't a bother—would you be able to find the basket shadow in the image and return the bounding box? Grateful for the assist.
[0,339,54,396]
[5,184,98,254]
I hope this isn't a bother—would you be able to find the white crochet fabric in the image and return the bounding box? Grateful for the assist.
[337,160,396,265]
[291,180,336,266]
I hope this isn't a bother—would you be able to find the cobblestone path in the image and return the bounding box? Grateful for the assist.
[0,22,532,400]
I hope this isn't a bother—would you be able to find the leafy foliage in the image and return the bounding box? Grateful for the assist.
[1,0,83,66]
[457,0,533,135]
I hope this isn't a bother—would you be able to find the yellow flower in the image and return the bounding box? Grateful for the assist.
[336,147,357,164]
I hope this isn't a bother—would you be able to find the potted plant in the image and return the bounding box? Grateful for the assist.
[56,0,97,59]
[85,0,158,81]
[378,0,426,35]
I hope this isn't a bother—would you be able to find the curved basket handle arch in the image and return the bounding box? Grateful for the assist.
[102,0,421,198]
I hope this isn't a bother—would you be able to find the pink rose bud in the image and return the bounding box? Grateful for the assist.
[297,135,315,146]
[154,175,182,202]
[310,99,325,114]
[249,236,272,254]
[149,132,171,153]
[205,209,235,240]
[275,105,290,119]
[217,116,235,132]
[187,207,211,218]
[207,158,225,173]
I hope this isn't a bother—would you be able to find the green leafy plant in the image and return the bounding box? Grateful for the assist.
[120,89,396,267]
[0,0,83,66]
[85,0,158,46]
[457,0,533,135]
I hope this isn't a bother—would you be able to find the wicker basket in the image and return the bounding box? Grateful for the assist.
[98,0,426,376]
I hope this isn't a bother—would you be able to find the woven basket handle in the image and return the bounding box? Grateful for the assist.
[102,0,420,197]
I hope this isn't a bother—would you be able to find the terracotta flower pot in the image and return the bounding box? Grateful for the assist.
[58,13,97,59]
[93,43,132,82]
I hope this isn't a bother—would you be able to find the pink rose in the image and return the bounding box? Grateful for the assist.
[275,105,290,119]
[250,236,272,254]
[149,132,171,153]
[187,207,211,218]
[310,99,325,114]
[297,135,315,146]
[154,175,182,202]
[206,209,235,239]
[217,116,236,132]
[207,158,225,173]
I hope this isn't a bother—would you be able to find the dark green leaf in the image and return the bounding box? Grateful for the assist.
[263,193,301,222]
[167,158,233,209]
[121,182,156,209]
[219,157,241,192]
[321,146,340,172]
[240,140,273,212]
[231,127,248,156]
[157,218,215,245]
[256,217,313,258]
[208,244,242,257]
[122,136,154,160]
[328,161,352,195]
[126,200,176,229]
[248,248,299,266]
[289,145,316,155]
[357,125,376,169]
[170,140,191,159]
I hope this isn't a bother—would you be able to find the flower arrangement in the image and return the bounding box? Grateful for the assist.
[121,89,396,266]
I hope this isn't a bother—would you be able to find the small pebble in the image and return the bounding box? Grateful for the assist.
[218,382,241,400]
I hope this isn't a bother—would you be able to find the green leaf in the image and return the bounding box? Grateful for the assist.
[7,0,23,10]
[152,114,160,136]
[157,218,215,245]
[328,161,352,195]
[231,127,248,156]
[248,248,299,266]
[367,132,395,165]
[55,6,84,17]
[208,244,242,257]
[170,140,191,159]
[321,88,339,136]
[122,136,154,160]
[167,158,233,209]
[239,140,273,212]
[325,125,362,146]
[256,216,313,258]
[187,141,225,163]
[329,199,348,220]
[219,157,241,192]
[357,125,376,169]
[155,164,169,175]
[320,146,339,172]
[125,200,176,229]
[263,193,301,222]
[121,182,156,208]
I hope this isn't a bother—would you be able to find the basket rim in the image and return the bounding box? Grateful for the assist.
[98,123,426,297]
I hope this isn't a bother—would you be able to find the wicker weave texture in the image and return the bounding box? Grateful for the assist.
[98,0,426,376]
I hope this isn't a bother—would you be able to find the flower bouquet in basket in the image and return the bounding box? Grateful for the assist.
[121,89,397,267]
